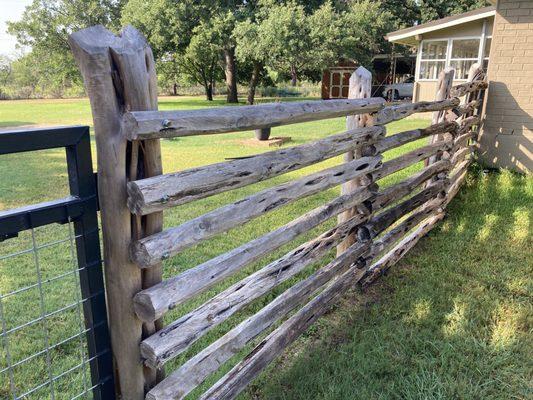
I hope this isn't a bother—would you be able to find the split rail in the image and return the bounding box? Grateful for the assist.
[69,25,487,400]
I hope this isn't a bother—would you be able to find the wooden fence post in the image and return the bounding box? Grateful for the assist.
[427,67,455,166]
[69,25,163,399]
[337,66,374,256]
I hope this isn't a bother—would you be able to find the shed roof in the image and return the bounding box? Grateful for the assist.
[386,6,496,46]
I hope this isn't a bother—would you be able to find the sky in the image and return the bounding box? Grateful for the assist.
[0,0,33,56]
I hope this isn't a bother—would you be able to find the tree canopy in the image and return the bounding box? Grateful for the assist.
[2,0,490,100]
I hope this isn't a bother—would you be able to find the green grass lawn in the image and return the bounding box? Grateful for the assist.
[0,96,531,399]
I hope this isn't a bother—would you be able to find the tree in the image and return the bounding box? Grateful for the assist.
[419,0,490,22]
[341,0,395,68]
[254,1,313,86]
[179,24,222,101]
[234,19,266,104]
[7,0,126,95]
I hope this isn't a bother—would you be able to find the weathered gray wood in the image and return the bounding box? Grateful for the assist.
[427,68,455,166]
[131,155,381,268]
[366,180,447,239]
[362,212,445,288]
[369,197,444,259]
[123,98,385,140]
[450,80,488,98]
[446,100,481,121]
[338,66,373,255]
[140,212,371,368]
[371,159,450,211]
[198,243,371,400]
[453,130,478,151]
[128,126,384,215]
[444,159,471,207]
[134,186,374,322]
[374,138,453,181]
[146,241,370,400]
[375,121,457,154]
[374,98,460,125]
[69,25,162,397]
[451,145,474,168]
[457,115,480,134]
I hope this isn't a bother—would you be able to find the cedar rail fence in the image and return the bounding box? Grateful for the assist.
[69,25,487,400]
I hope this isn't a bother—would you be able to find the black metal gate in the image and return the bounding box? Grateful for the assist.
[0,126,115,399]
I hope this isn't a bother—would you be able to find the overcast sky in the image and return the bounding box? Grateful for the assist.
[0,0,33,56]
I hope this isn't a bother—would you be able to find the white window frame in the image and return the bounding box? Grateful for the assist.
[416,32,492,82]
[417,39,448,81]
[449,36,482,80]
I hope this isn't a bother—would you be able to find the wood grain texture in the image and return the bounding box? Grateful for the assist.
[374,98,459,125]
[375,121,457,154]
[127,126,384,215]
[123,98,385,140]
[371,160,450,212]
[366,180,447,239]
[446,100,481,122]
[369,198,444,260]
[374,139,453,181]
[146,241,370,400]
[427,68,455,167]
[444,159,471,207]
[338,66,373,255]
[131,155,381,268]
[69,25,159,398]
[133,186,374,322]
[362,212,445,288]
[450,80,488,98]
[198,242,371,400]
[140,212,372,368]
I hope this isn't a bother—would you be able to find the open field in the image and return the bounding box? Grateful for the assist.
[0,96,531,399]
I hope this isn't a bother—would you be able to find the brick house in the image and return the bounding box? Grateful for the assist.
[386,0,532,173]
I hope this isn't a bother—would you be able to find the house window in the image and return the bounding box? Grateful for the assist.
[418,36,490,81]
[450,38,480,79]
[419,40,447,80]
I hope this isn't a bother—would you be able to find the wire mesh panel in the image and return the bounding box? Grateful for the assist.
[0,127,115,400]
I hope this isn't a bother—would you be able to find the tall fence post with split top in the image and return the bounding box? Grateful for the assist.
[69,25,164,399]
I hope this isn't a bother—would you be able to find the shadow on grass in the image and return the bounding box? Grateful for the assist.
[245,167,532,400]
[0,121,36,129]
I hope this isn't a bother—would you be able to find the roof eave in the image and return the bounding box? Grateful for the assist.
[386,7,496,46]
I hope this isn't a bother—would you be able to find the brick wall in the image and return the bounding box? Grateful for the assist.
[480,0,532,172]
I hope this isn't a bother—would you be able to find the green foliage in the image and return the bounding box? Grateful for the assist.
[4,0,125,98]
[419,0,491,22]
[3,0,492,98]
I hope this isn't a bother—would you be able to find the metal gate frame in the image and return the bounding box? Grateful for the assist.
[0,126,115,399]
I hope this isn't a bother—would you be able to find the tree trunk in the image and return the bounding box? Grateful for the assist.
[290,65,297,86]
[173,83,177,96]
[247,62,261,105]
[224,47,238,103]
[203,76,213,101]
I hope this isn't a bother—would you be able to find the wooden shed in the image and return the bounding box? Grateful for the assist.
[386,0,532,173]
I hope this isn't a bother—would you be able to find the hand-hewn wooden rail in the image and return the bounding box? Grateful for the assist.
[122,98,385,140]
[133,186,374,322]
[374,98,460,125]
[127,126,384,215]
[131,156,381,268]
[146,241,370,400]
[450,80,488,98]
[361,212,445,288]
[375,121,456,153]
[197,242,372,400]
[141,210,372,368]
[69,26,488,399]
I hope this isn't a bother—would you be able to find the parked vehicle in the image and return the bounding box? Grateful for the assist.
[382,76,415,101]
